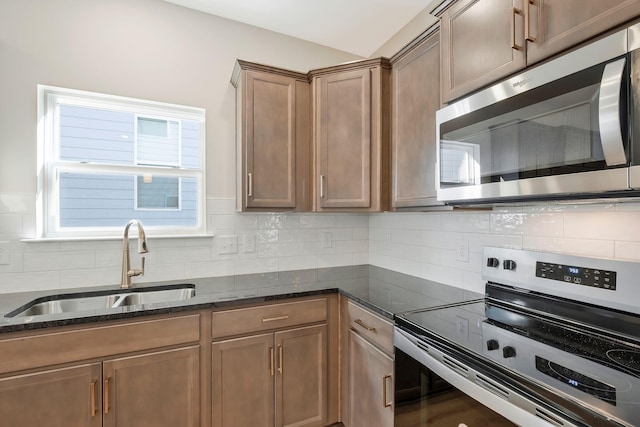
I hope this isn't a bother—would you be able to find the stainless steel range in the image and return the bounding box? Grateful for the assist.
[394,247,640,427]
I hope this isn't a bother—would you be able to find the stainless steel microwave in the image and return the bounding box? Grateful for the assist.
[436,22,640,205]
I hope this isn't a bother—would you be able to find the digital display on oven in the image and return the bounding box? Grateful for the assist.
[536,356,616,406]
[567,266,580,275]
[535,261,616,290]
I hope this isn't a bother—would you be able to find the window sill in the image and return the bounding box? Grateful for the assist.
[22,234,214,243]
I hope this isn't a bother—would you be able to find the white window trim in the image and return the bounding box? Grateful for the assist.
[37,85,207,239]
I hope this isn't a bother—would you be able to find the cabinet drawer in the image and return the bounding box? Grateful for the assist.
[212,298,327,339]
[0,313,201,375]
[347,301,393,354]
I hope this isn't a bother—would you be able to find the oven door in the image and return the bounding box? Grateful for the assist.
[394,348,520,427]
[394,327,579,427]
[436,27,630,204]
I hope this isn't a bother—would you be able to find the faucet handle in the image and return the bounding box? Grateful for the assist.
[127,257,146,278]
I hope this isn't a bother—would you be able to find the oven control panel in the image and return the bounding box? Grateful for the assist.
[536,262,616,290]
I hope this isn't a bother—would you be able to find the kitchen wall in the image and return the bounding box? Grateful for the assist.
[369,203,640,294]
[3,1,640,297]
[0,0,366,294]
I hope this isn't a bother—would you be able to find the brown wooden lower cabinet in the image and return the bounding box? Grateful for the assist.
[212,324,328,427]
[103,346,200,427]
[0,362,103,427]
[0,297,340,427]
[341,298,395,427]
[347,330,393,427]
[0,346,200,427]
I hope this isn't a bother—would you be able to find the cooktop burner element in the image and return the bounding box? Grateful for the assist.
[396,247,640,427]
[607,349,640,375]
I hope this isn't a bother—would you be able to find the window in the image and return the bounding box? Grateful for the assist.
[37,85,206,238]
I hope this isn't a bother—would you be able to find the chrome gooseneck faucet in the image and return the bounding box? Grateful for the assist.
[121,219,149,289]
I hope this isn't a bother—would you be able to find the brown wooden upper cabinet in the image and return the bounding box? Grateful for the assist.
[441,0,640,103]
[310,59,391,212]
[391,28,441,209]
[231,60,311,211]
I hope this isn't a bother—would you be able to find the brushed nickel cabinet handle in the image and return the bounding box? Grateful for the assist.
[248,173,253,197]
[90,380,97,417]
[320,174,325,198]
[262,314,289,323]
[354,319,376,332]
[383,374,392,408]
[511,7,523,50]
[270,347,275,376]
[524,0,535,42]
[104,377,110,414]
[277,345,283,374]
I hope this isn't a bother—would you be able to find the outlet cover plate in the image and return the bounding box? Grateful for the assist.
[217,235,238,254]
[456,239,469,263]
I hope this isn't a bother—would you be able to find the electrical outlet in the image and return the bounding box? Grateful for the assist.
[0,241,9,265]
[217,235,238,254]
[322,231,332,248]
[243,233,256,253]
[456,239,469,263]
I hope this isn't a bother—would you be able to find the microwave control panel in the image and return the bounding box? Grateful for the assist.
[536,262,617,290]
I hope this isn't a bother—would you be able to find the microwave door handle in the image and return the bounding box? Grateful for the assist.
[598,58,627,166]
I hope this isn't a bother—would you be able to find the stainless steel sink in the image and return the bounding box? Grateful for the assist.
[5,284,195,318]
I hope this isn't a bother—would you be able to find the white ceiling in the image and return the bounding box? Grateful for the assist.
[164,0,436,57]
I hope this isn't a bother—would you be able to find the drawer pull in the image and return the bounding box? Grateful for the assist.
[269,347,275,376]
[383,374,392,408]
[248,173,253,197]
[524,0,535,42]
[104,377,110,414]
[354,319,376,332]
[262,314,289,323]
[90,379,97,416]
[511,7,523,50]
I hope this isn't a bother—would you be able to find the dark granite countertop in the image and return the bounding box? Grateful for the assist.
[0,265,482,334]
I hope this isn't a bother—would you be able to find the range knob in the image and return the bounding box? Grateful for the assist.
[503,259,517,271]
[503,346,517,358]
[486,339,499,351]
[486,257,500,268]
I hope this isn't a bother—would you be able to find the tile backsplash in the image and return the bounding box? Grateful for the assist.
[3,193,640,296]
[369,203,640,294]
[0,196,368,294]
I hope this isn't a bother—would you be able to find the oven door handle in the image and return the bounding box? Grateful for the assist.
[598,57,627,166]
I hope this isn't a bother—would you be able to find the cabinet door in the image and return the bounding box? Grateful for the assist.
[212,334,275,427]
[392,31,441,208]
[275,324,327,427]
[441,0,526,103]
[244,70,297,209]
[317,68,372,209]
[103,346,200,427]
[0,363,102,427]
[526,0,640,64]
[347,330,393,427]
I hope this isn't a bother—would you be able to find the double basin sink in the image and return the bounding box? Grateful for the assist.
[5,284,196,318]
